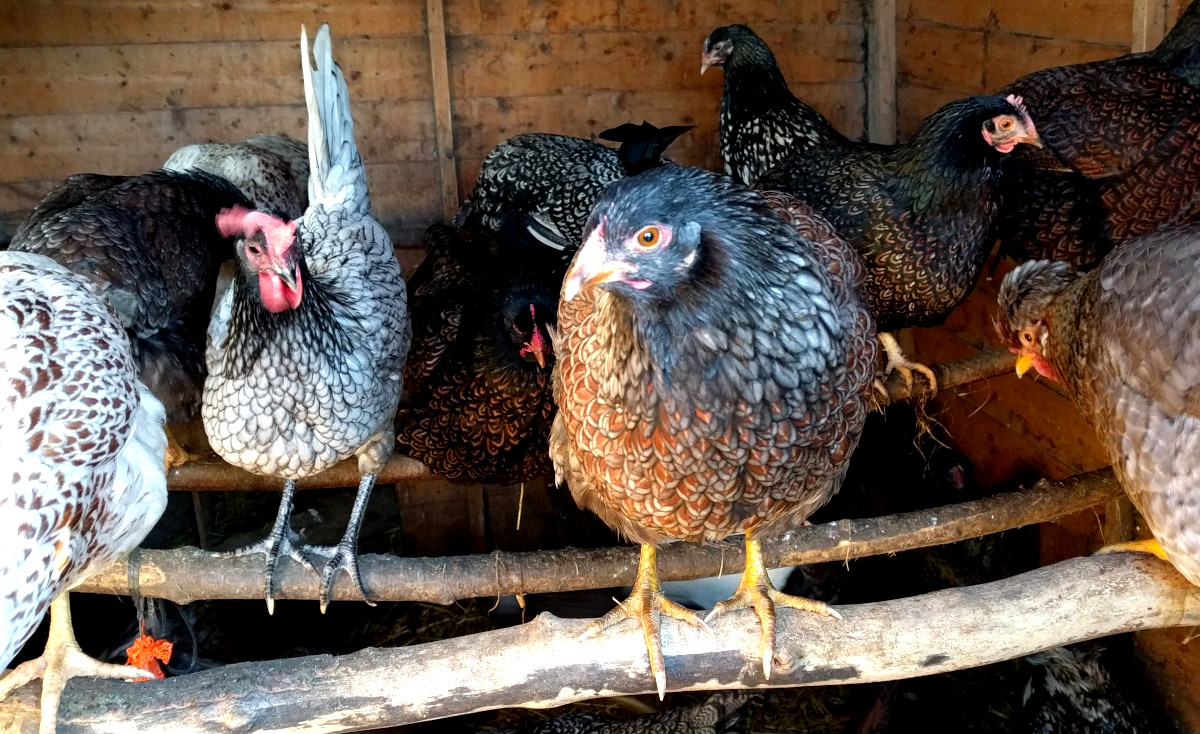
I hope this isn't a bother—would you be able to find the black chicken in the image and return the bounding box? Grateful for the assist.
[551,166,877,695]
[755,94,1042,390]
[8,169,250,467]
[701,24,848,185]
[997,0,1200,267]
[454,122,693,261]
[396,220,557,484]
[488,691,752,734]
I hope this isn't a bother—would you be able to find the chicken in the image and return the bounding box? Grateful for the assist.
[997,0,1200,268]
[1022,644,1158,734]
[755,94,1042,390]
[550,166,877,695]
[164,133,310,220]
[488,691,752,734]
[998,224,1200,586]
[454,122,693,261]
[8,169,251,467]
[701,24,849,185]
[203,23,409,613]
[0,252,168,734]
[395,220,557,484]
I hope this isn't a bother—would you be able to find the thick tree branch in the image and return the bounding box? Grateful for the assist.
[77,469,1120,605]
[164,349,1016,492]
[4,553,1197,733]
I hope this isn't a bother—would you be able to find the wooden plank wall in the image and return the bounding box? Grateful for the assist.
[0,0,866,262]
[894,0,1186,136]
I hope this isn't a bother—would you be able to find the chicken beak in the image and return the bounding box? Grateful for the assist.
[274,264,300,293]
[533,343,546,369]
[1014,353,1035,378]
[563,228,631,301]
[700,51,718,75]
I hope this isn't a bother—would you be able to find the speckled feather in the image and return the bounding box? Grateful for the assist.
[705,25,848,186]
[203,25,409,479]
[998,225,1200,584]
[756,95,1022,331]
[9,170,250,420]
[998,5,1200,268]
[0,252,167,668]
[489,691,752,734]
[1022,645,1157,734]
[164,133,310,220]
[550,167,876,545]
[395,223,557,484]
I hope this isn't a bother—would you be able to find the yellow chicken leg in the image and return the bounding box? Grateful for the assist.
[579,544,710,699]
[0,595,155,734]
[1095,537,1171,563]
[163,425,202,471]
[706,530,842,679]
[879,332,938,393]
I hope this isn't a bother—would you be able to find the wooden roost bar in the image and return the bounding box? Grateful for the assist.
[2,0,1200,731]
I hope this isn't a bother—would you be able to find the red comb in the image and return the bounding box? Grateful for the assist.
[216,205,254,238]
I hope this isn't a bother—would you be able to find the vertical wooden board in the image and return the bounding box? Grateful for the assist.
[868,0,898,144]
[426,0,460,221]
[393,480,474,557]
[895,83,963,138]
[1132,0,1171,51]
[903,0,994,28]
[1135,628,1200,732]
[989,0,1135,44]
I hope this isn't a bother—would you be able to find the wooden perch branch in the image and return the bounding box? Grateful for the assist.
[5,553,1198,733]
[77,469,1121,605]
[164,349,1015,492]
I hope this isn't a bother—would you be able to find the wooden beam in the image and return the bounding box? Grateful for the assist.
[7,554,1198,733]
[1132,0,1170,52]
[77,469,1121,605]
[867,0,897,144]
[426,0,459,222]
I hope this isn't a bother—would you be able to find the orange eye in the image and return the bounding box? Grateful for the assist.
[1020,329,1035,344]
[636,226,661,248]
[1001,118,1014,130]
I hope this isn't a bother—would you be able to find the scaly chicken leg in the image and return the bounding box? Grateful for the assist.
[304,473,378,613]
[580,544,709,699]
[879,332,938,393]
[0,595,155,734]
[224,479,316,615]
[706,529,842,678]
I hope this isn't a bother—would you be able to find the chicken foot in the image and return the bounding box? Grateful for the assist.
[706,529,842,679]
[579,544,710,699]
[221,479,315,615]
[877,331,938,394]
[304,473,378,613]
[1096,537,1172,563]
[0,595,155,734]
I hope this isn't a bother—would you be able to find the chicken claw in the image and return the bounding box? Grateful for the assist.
[306,473,379,613]
[580,544,709,699]
[706,531,841,679]
[0,596,155,734]
[879,332,938,394]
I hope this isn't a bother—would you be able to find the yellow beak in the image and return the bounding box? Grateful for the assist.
[1014,353,1035,378]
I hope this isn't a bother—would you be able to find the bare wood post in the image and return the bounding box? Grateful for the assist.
[1132,0,1169,52]
[5,554,1198,733]
[867,0,897,144]
[77,469,1121,605]
[426,0,459,221]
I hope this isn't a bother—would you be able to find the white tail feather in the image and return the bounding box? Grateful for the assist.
[301,23,368,213]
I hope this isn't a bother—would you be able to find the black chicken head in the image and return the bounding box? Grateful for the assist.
[981,94,1042,154]
[701,24,770,74]
[996,259,1082,381]
[216,205,304,313]
[563,167,720,305]
[498,278,557,370]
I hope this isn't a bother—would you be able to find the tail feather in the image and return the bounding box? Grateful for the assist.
[301,23,367,212]
[598,121,694,174]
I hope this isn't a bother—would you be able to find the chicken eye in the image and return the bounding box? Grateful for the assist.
[1001,118,1014,130]
[246,242,262,255]
[1020,329,1035,344]
[636,226,661,248]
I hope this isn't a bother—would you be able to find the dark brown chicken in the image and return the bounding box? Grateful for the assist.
[999,224,1200,587]
[396,221,557,484]
[550,166,877,696]
[997,0,1200,268]
[755,94,1042,389]
[8,169,250,467]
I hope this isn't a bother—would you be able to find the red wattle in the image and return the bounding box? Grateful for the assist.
[257,267,304,313]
